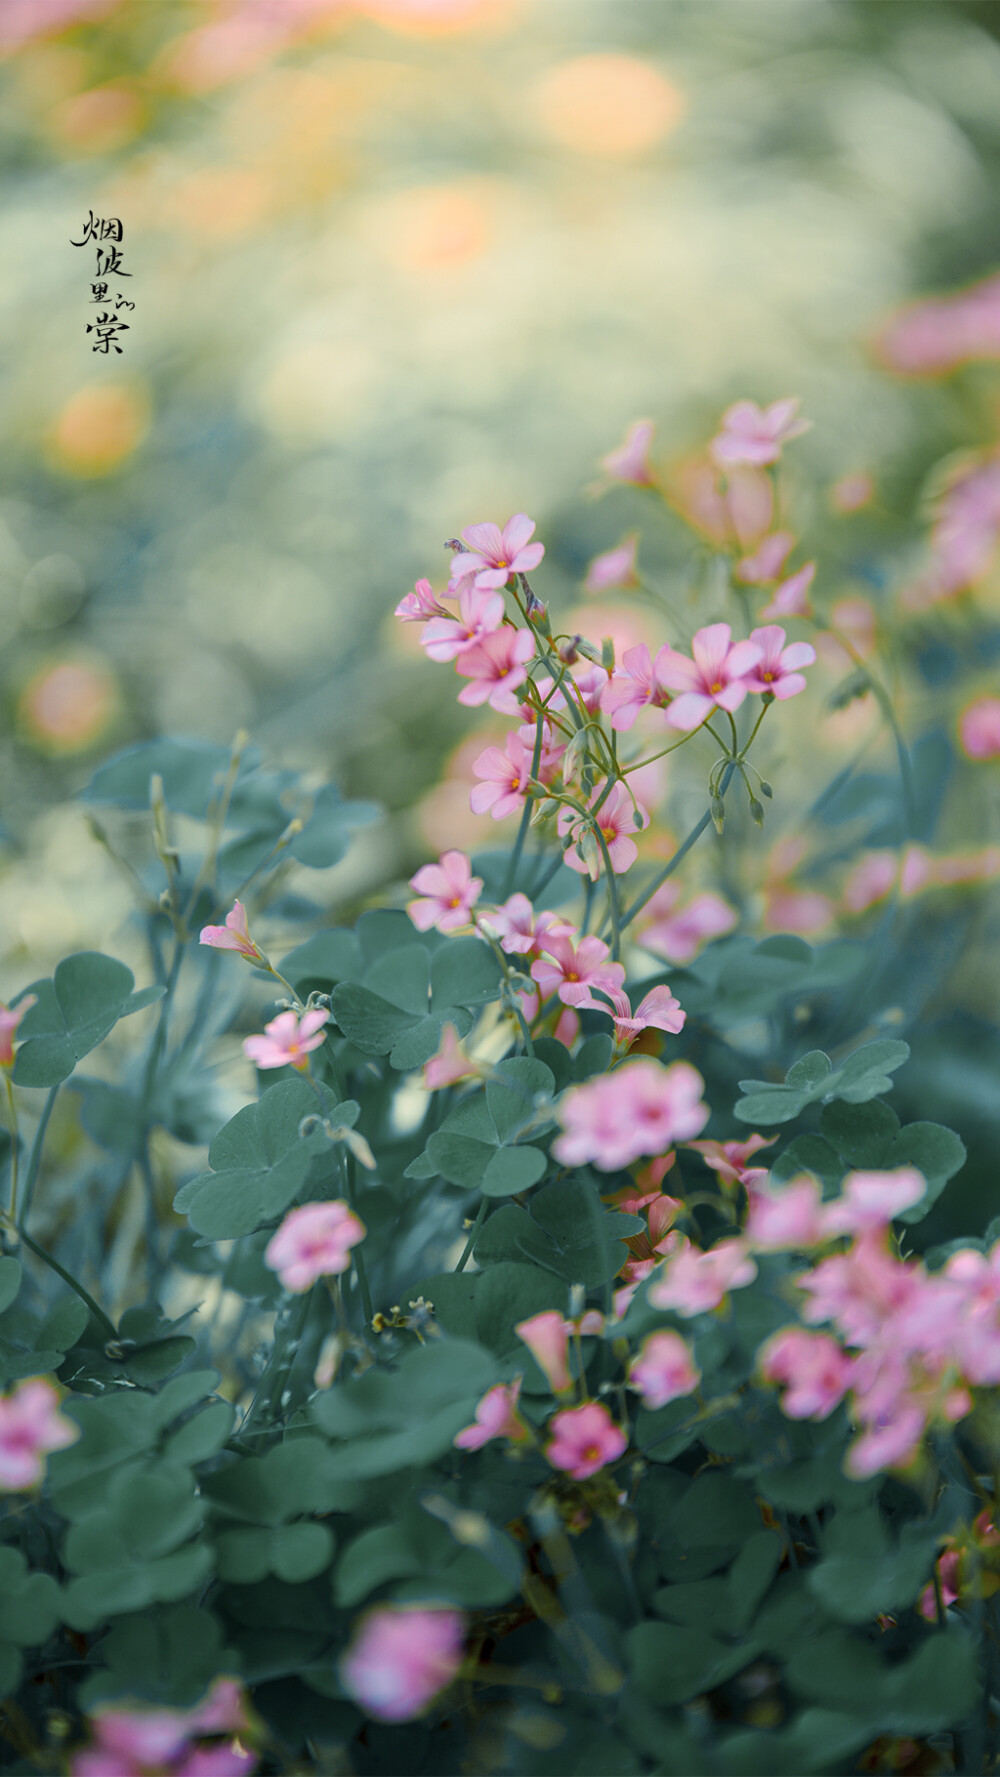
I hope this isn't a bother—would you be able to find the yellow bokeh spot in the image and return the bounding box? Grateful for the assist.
[166,165,273,237]
[18,656,118,756]
[357,0,514,36]
[535,53,685,157]
[47,383,150,478]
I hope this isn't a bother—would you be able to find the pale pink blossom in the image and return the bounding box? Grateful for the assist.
[846,1405,928,1478]
[637,884,738,966]
[175,1747,256,1777]
[199,900,266,964]
[600,419,655,486]
[710,398,810,468]
[0,1379,78,1491]
[455,627,535,714]
[673,459,773,550]
[743,625,816,700]
[264,1200,366,1293]
[735,532,794,585]
[520,666,608,724]
[686,1133,776,1191]
[757,1327,853,1420]
[841,851,900,916]
[559,782,649,879]
[422,1023,483,1091]
[243,1008,329,1072]
[600,644,673,731]
[515,1311,573,1394]
[448,515,544,592]
[186,1681,249,1739]
[831,473,874,514]
[628,1330,700,1409]
[746,1175,828,1251]
[395,577,449,622]
[821,1168,927,1237]
[959,696,1000,761]
[584,535,639,594]
[479,894,575,958]
[469,731,533,819]
[590,984,685,1046]
[762,886,837,937]
[647,1236,757,1316]
[408,850,483,933]
[905,455,1000,605]
[795,1231,920,1348]
[758,562,816,621]
[0,995,36,1069]
[552,1058,708,1170]
[421,583,504,662]
[658,624,763,731]
[73,1709,191,1774]
[340,1605,465,1721]
[454,1379,527,1450]
[553,1007,581,1047]
[877,273,1000,375]
[545,1402,628,1479]
[530,932,625,1008]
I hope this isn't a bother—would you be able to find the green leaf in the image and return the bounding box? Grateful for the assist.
[310,1339,498,1478]
[735,1039,910,1127]
[480,1145,548,1197]
[290,784,381,869]
[216,1521,334,1585]
[81,737,261,816]
[163,1400,234,1465]
[430,937,503,1010]
[785,1051,834,1092]
[473,1183,642,1289]
[819,1098,901,1166]
[13,953,156,1087]
[0,1547,60,1649]
[807,1505,942,1624]
[626,1621,733,1706]
[0,1259,21,1315]
[77,1603,237,1711]
[334,1522,432,1607]
[473,1262,566,1357]
[174,1077,344,1239]
[485,1057,555,1143]
[281,928,362,990]
[888,1121,967,1222]
[769,1135,843,1192]
[202,1436,350,1524]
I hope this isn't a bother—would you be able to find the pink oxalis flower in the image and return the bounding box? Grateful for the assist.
[637,884,738,966]
[455,627,536,714]
[552,1058,708,1171]
[600,644,673,731]
[423,1023,482,1091]
[758,561,816,620]
[408,850,483,933]
[449,514,544,592]
[593,984,686,1047]
[757,1327,854,1420]
[199,900,266,965]
[584,534,639,594]
[745,1174,828,1251]
[658,624,763,731]
[628,1330,701,1410]
[559,782,649,879]
[243,1009,329,1072]
[394,577,449,622]
[600,419,656,486]
[647,1236,757,1316]
[72,1683,254,1777]
[710,397,810,468]
[959,696,1000,761]
[264,1200,366,1293]
[743,625,816,699]
[421,584,504,662]
[340,1605,465,1722]
[515,1311,574,1394]
[0,995,36,1069]
[546,1402,628,1480]
[479,893,575,958]
[0,1378,78,1490]
[453,1378,527,1450]
[735,531,795,585]
[530,932,625,1008]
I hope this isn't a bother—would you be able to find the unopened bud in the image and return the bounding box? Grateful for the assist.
[758,779,773,799]
[601,637,616,673]
[710,796,726,834]
[559,635,582,665]
[632,805,647,831]
[568,1282,586,1319]
[749,798,765,827]
[534,796,562,820]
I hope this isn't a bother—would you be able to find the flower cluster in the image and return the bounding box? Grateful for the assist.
[72,1680,253,1777]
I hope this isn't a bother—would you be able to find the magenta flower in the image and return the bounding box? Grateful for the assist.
[734,531,794,586]
[559,782,649,879]
[408,850,483,934]
[647,1236,757,1317]
[243,1008,329,1072]
[552,1058,708,1171]
[455,627,535,714]
[637,884,738,966]
[264,1200,366,1293]
[453,1379,527,1450]
[584,534,639,594]
[757,1327,854,1420]
[0,1378,78,1491]
[199,900,266,965]
[530,932,625,1008]
[394,577,449,623]
[0,995,36,1069]
[710,397,810,468]
[479,894,575,958]
[745,1175,827,1251]
[758,561,815,620]
[340,1605,465,1722]
[600,419,656,486]
[515,1311,573,1394]
[658,623,763,731]
[592,984,686,1046]
[959,695,1000,761]
[469,731,533,820]
[421,583,504,662]
[448,514,544,592]
[600,644,673,731]
[545,1402,627,1480]
[742,625,816,700]
[628,1330,700,1409]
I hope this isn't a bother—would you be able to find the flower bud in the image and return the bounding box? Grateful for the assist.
[758,779,773,799]
[710,796,726,834]
[559,635,582,665]
[749,798,765,827]
[601,637,616,673]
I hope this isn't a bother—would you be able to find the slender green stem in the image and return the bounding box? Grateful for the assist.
[591,823,623,961]
[17,1083,59,1233]
[3,1074,19,1226]
[342,1154,374,1328]
[142,941,184,1101]
[737,698,771,760]
[242,1288,312,1433]
[615,762,736,937]
[18,1229,117,1341]
[502,714,546,900]
[455,1198,488,1273]
[182,730,249,923]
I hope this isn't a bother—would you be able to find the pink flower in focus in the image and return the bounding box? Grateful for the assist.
[515,1311,573,1394]
[243,1008,329,1072]
[648,1237,757,1316]
[959,696,1000,761]
[449,515,544,592]
[199,900,266,964]
[757,1327,853,1419]
[658,624,763,731]
[0,1378,78,1490]
[585,535,639,594]
[592,984,686,1046]
[758,562,815,621]
[421,584,504,662]
[0,995,36,1069]
[600,419,655,486]
[456,627,535,714]
[628,1330,700,1409]
[530,932,625,1008]
[559,782,649,879]
[600,645,672,731]
[546,1402,627,1479]
[743,625,816,700]
[480,894,575,958]
[454,1378,527,1450]
[821,1168,927,1237]
[264,1200,366,1293]
[637,884,738,966]
[340,1605,465,1722]
[552,1058,709,1171]
[469,731,532,819]
[395,577,449,622]
[408,850,483,933]
[735,532,794,585]
[746,1175,828,1251]
[710,398,810,468]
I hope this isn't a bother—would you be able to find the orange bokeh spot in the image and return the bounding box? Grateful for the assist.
[378,182,494,273]
[18,657,118,755]
[51,82,143,153]
[535,53,685,158]
[166,165,272,237]
[48,383,149,478]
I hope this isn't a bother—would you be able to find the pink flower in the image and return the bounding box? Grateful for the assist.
[340,1605,465,1722]
[545,1402,628,1479]
[959,696,1000,761]
[0,995,36,1069]
[187,1680,249,1738]
[600,419,655,486]
[243,1008,329,1072]
[455,627,536,714]
[408,850,483,933]
[448,515,544,592]
[559,782,649,879]
[831,473,874,514]
[264,1200,366,1293]
[199,900,266,964]
[846,1405,927,1478]
[480,894,575,958]
[686,1133,776,1190]
[628,1330,700,1409]
[758,562,815,620]
[746,1175,828,1251]
[795,1231,918,1347]
[515,1311,573,1394]
[600,644,673,731]
[877,273,1000,375]
[395,577,449,622]
[421,583,504,662]
[735,532,794,585]
[821,1168,927,1237]
[743,625,816,700]
[592,984,686,1046]
[0,1378,78,1490]
[757,1327,853,1419]
[74,1709,191,1772]
[584,535,639,594]
[658,624,763,731]
[917,1548,962,1622]
[530,932,625,1008]
[710,397,810,468]
[647,1236,757,1316]
[453,1378,527,1450]
[175,1747,256,1777]
[423,1023,481,1091]
[841,851,899,915]
[552,1058,709,1171]
[637,884,738,965]
[469,731,533,819]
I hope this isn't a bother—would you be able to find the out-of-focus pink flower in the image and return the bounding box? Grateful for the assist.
[0,995,36,1069]
[552,1058,708,1171]
[841,850,899,915]
[592,984,685,1047]
[600,644,673,731]
[637,883,738,966]
[743,625,816,700]
[243,1009,329,1072]
[672,458,773,550]
[454,1379,527,1450]
[448,515,544,592]
[795,1230,919,1347]
[559,782,649,879]
[659,624,763,731]
[647,1236,757,1316]
[421,584,504,662]
[186,1681,249,1739]
[917,1548,962,1622]
[408,850,483,933]
[757,1327,853,1420]
[585,535,639,594]
[877,273,1000,375]
[959,695,1000,761]
[73,1709,192,1773]
[687,1133,776,1191]
[0,1379,78,1491]
[455,627,535,714]
[175,1745,256,1777]
[600,420,656,486]
[710,398,810,468]
[264,1200,366,1293]
[553,1006,581,1047]
[422,1023,483,1091]
[530,933,625,1008]
[821,1169,926,1237]
[762,886,837,938]
[395,577,449,622]
[735,532,794,585]
[628,1329,700,1409]
[470,731,533,819]
[831,473,875,514]
[199,900,266,964]
[515,1311,574,1393]
[905,454,1000,606]
[846,1405,928,1478]
[479,894,575,958]
[340,1605,465,1721]
[746,1175,828,1251]
[758,562,815,620]
[545,1402,627,1479]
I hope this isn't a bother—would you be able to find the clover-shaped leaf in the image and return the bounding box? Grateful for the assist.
[12,954,165,1088]
[735,1040,910,1126]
